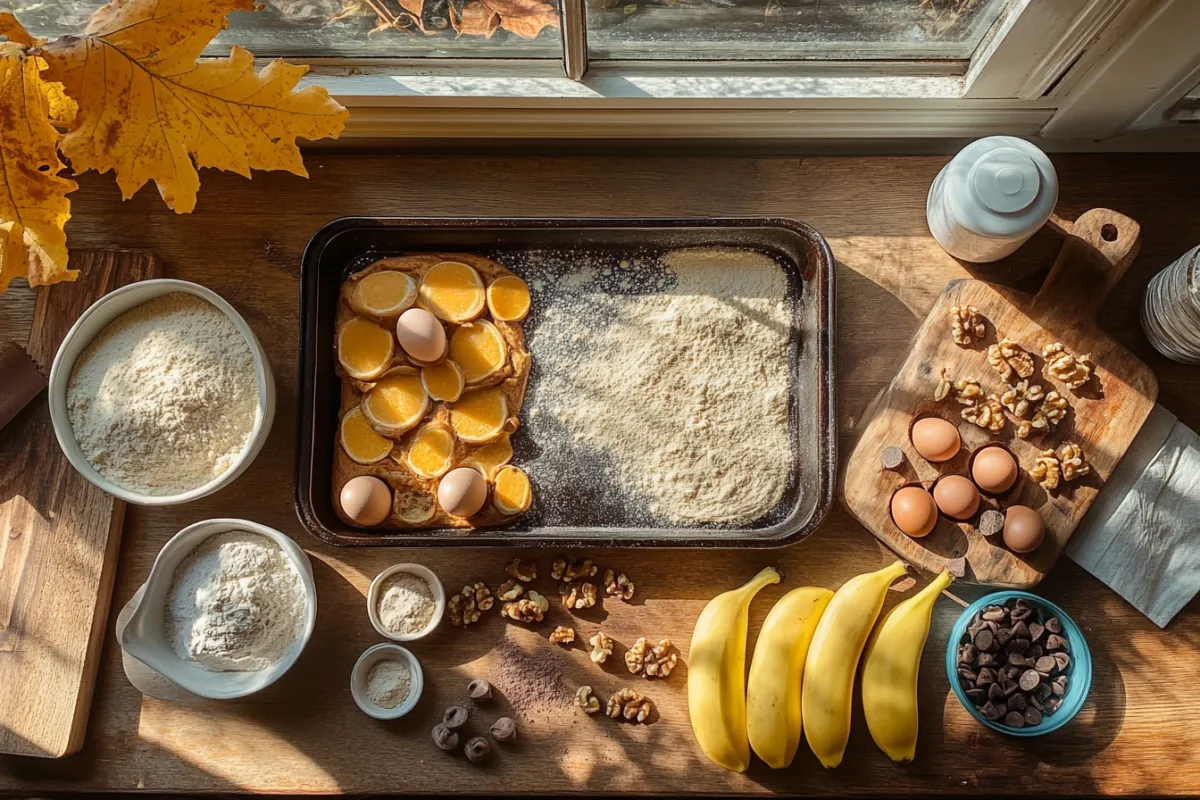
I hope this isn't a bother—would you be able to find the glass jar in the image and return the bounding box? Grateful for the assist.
[1142,245,1200,364]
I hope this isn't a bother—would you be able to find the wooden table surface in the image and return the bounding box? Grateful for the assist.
[1,154,1198,796]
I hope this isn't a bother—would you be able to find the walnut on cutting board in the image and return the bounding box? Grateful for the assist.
[961,394,1006,433]
[949,305,987,346]
[1043,342,1094,390]
[988,340,1035,383]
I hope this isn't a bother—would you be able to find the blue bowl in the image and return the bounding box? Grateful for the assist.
[945,590,1092,737]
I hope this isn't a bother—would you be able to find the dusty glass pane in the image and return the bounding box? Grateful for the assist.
[8,0,562,58]
[586,0,1009,61]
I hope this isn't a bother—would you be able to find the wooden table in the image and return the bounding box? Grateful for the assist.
[1,154,1198,795]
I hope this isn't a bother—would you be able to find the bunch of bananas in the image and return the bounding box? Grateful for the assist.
[687,561,952,771]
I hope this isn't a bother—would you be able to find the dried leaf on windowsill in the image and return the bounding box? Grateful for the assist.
[482,0,559,39]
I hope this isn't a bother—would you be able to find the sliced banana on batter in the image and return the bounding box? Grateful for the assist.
[420,359,465,402]
[486,275,531,322]
[493,465,532,515]
[339,406,393,464]
[461,434,513,480]
[406,424,456,479]
[337,316,394,381]
[350,269,417,318]
[362,368,429,437]
[450,319,507,385]
[449,387,509,444]
[418,261,486,323]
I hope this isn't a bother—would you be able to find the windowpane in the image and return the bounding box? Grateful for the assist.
[586,0,1009,61]
[10,0,561,58]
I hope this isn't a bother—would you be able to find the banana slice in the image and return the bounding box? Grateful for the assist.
[337,316,394,381]
[492,465,532,515]
[449,387,509,444]
[407,424,456,479]
[362,369,429,437]
[395,487,436,524]
[486,276,531,322]
[450,319,507,384]
[339,407,393,464]
[350,270,417,318]
[418,261,485,323]
[461,434,513,479]
[421,360,465,402]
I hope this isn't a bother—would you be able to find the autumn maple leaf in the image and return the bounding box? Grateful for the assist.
[39,0,349,214]
[482,0,559,39]
[0,17,78,292]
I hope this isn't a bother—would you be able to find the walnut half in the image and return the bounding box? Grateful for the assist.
[496,580,524,602]
[949,305,986,346]
[1000,380,1046,418]
[1043,342,1093,390]
[934,367,953,402]
[504,558,537,583]
[448,583,491,627]
[603,569,635,601]
[1031,449,1062,491]
[561,581,598,610]
[1057,442,1090,481]
[607,688,655,723]
[550,625,575,645]
[500,591,549,623]
[589,631,613,664]
[551,557,598,582]
[988,340,1035,383]
[952,376,983,406]
[576,685,600,715]
[961,394,1006,433]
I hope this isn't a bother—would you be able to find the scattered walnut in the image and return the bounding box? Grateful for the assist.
[447,592,463,627]
[961,394,1006,433]
[953,376,983,406]
[988,340,1035,383]
[1031,449,1062,491]
[551,557,598,582]
[1013,411,1049,439]
[550,625,576,645]
[470,582,493,612]
[448,585,486,627]
[645,639,678,678]
[561,581,598,610]
[607,688,655,723]
[934,367,953,402]
[603,569,635,601]
[500,590,549,623]
[504,558,537,583]
[1057,442,1090,481]
[576,685,600,715]
[1043,342,1093,389]
[950,305,986,346]
[1000,380,1046,418]
[589,631,614,664]
[496,580,524,602]
[624,637,649,674]
[1039,390,1069,428]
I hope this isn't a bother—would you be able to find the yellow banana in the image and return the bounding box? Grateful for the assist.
[861,569,953,762]
[687,566,780,772]
[801,559,908,768]
[746,586,834,769]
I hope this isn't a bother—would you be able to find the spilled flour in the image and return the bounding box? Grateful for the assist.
[529,247,792,524]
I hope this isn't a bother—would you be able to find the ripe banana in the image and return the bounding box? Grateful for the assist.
[801,559,908,768]
[746,586,834,769]
[687,566,781,772]
[861,568,953,762]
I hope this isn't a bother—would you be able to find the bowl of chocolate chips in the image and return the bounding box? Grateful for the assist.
[946,591,1092,736]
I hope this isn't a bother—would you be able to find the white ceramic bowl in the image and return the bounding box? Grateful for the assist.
[118,518,317,700]
[351,643,424,720]
[367,564,446,642]
[48,278,276,505]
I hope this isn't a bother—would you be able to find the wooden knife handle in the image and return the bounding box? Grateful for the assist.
[0,341,47,432]
[1032,208,1142,323]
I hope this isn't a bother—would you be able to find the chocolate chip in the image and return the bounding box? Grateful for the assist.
[999,675,1019,696]
[995,627,1013,647]
[974,629,995,652]
[1005,638,1031,655]
[1019,669,1042,691]
[1027,643,1044,659]
[1001,665,1022,681]
[1011,607,1033,623]
[1047,634,1069,652]
[976,667,998,687]
[982,701,1005,721]
[431,723,459,751]
[464,736,491,763]
[1011,620,1030,640]
[1028,694,1044,711]
[1035,656,1057,675]
[1053,652,1071,672]
[959,667,979,684]
[1024,707,1043,726]
[1004,711,1026,728]
[1007,653,1030,668]
[881,446,905,470]
[1046,696,1063,713]
[1015,598,1033,610]
[1053,675,1069,695]
[443,706,469,730]
[1034,682,1053,703]
[490,717,517,743]
[966,688,987,705]
[468,678,493,702]
[1045,616,1062,634]
[983,619,1000,634]
[1006,693,1027,712]
[1028,622,1045,642]
[977,652,998,667]
[982,606,1007,622]
[988,682,1005,702]
[958,643,978,665]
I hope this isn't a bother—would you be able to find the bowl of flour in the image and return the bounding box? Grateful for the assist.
[48,278,275,505]
[118,518,317,700]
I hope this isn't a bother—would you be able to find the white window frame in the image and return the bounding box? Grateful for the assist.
[285,0,1200,142]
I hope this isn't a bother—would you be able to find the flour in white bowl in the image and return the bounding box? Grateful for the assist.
[166,531,306,672]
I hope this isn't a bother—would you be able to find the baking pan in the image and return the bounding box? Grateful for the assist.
[296,217,835,548]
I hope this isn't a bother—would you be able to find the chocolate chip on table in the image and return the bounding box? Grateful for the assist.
[1004,711,1026,728]
[1024,707,1043,726]
[490,717,517,743]
[1028,622,1046,642]
[1019,669,1042,691]
[431,723,460,752]
[468,678,493,702]
[974,629,995,651]
[1054,652,1071,672]
[1046,634,1069,652]
[1045,616,1062,634]
[443,706,470,730]
[464,736,491,763]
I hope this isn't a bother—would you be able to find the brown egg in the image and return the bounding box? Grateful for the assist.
[910,417,961,462]
[340,475,392,526]
[438,467,488,518]
[972,446,1019,494]
[1003,505,1045,553]
[890,485,938,538]
[933,475,981,520]
[396,307,447,362]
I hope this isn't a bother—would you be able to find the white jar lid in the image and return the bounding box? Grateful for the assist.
[943,136,1058,239]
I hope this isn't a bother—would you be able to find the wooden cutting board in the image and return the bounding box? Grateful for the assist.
[843,209,1158,588]
[0,250,161,758]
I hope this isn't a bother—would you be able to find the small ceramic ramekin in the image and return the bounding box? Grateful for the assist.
[48,278,275,505]
[351,643,424,720]
[946,590,1092,737]
[367,564,446,642]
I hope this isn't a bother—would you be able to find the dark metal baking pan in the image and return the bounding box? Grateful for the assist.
[296,217,835,547]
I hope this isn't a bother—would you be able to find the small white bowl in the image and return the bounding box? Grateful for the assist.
[367,564,446,642]
[118,518,317,700]
[351,643,424,720]
[48,278,276,506]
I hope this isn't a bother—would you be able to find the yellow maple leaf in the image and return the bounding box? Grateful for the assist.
[0,39,77,292]
[40,0,348,214]
[482,0,559,39]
